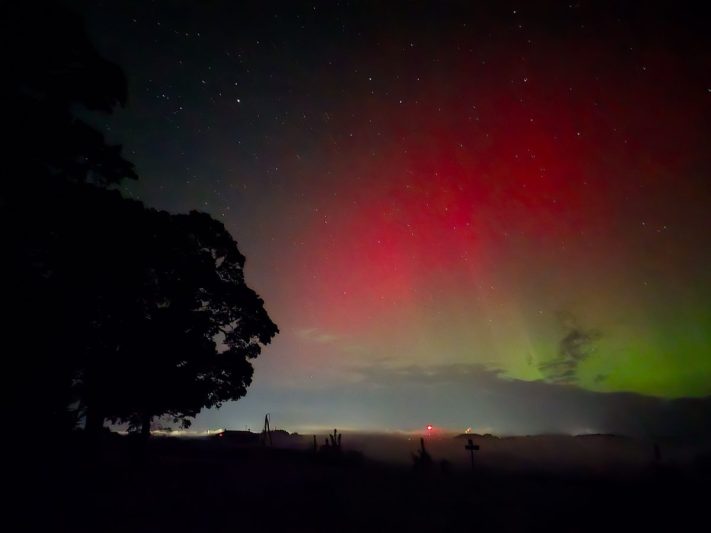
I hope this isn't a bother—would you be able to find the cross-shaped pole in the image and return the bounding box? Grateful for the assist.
[465,438,480,471]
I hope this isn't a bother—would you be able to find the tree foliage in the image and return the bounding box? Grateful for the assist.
[86,206,279,433]
[3,4,278,438]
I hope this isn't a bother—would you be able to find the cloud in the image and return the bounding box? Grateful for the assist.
[348,361,504,387]
[197,356,711,439]
[538,311,601,384]
[294,327,340,344]
[328,360,711,438]
[196,357,711,438]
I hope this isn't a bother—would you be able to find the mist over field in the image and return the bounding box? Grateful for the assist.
[153,428,711,476]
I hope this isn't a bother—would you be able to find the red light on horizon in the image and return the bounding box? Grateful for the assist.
[426,424,433,431]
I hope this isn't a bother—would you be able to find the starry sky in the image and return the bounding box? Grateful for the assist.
[69,1,710,435]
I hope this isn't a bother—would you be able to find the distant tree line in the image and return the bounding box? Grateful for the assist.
[2,4,278,440]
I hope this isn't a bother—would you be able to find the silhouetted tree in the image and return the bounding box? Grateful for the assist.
[2,3,136,437]
[3,3,135,189]
[2,4,277,440]
[84,208,278,435]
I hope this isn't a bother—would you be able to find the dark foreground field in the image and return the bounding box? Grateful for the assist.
[12,433,711,532]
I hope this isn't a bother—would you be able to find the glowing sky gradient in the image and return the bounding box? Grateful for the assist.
[73,1,710,434]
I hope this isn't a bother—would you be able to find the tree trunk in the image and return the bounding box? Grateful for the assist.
[140,413,152,440]
[84,404,104,436]
[83,403,104,460]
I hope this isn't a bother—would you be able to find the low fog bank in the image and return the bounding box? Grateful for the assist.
[261,430,711,475]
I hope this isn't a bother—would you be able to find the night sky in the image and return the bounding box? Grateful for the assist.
[69,1,710,435]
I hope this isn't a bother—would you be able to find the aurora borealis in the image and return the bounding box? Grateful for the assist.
[72,1,710,434]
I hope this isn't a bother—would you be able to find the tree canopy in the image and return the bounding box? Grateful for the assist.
[3,3,278,438]
[83,205,279,434]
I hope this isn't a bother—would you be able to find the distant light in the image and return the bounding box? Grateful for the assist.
[426,425,433,431]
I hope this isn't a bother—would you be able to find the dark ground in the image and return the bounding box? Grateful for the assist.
[11,433,710,532]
